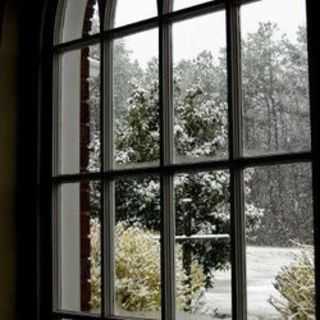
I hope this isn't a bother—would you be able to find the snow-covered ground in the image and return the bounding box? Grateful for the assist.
[200,246,301,320]
[115,246,300,320]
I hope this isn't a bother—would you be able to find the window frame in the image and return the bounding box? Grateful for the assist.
[22,0,320,319]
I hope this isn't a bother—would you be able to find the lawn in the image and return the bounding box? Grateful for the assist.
[115,246,300,320]
[201,246,301,319]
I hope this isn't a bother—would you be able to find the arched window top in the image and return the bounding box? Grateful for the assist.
[173,0,213,11]
[112,0,158,28]
[55,0,100,44]
[54,0,221,44]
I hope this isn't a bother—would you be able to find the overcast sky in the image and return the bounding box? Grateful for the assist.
[114,0,307,68]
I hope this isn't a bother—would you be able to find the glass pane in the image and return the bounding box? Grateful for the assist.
[244,163,315,319]
[173,0,216,11]
[55,0,99,44]
[113,29,160,169]
[113,0,157,28]
[241,0,311,156]
[173,12,228,164]
[175,171,232,319]
[56,45,100,175]
[115,176,161,319]
[56,181,101,313]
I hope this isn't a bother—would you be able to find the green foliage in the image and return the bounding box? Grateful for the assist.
[269,246,315,319]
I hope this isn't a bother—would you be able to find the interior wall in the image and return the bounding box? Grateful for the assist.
[0,1,17,319]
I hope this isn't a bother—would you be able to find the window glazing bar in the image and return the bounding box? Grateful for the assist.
[160,175,175,320]
[52,310,100,319]
[102,30,115,317]
[237,0,261,5]
[230,170,247,320]
[50,151,312,184]
[160,0,176,317]
[164,0,225,23]
[226,0,247,319]
[52,312,157,320]
[54,34,102,54]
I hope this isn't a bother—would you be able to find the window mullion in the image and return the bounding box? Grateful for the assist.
[160,174,175,320]
[160,7,176,320]
[102,35,115,317]
[226,0,247,319]
[230,169,246,320]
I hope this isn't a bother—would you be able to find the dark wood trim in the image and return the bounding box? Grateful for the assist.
[17,0,57,319]
[0,1,6,45]
[306,0,320,319]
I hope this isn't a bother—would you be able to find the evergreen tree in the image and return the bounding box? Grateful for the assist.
[242,23,312,246]
[113,63,262,289]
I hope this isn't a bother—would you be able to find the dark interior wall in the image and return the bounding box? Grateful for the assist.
[0,0,17,319]
[15,0,54,318]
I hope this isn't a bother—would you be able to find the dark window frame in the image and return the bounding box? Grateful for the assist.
[16,0,320,319]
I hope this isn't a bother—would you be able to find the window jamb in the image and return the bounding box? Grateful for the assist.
[306,1,320,318]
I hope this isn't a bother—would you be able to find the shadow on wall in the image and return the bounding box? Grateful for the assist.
[0,0,17,319]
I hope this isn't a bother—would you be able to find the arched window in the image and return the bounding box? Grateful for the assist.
[50,0,318,319]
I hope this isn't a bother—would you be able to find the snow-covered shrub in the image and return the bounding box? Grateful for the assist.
[176,242,206,311]
[89,220,206,312]
[89,218,101,310]
[115,222,161,312]
[269,246,315,319]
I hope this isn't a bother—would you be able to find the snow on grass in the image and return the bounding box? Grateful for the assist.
[203,246,301,319]
[112,246,301,319]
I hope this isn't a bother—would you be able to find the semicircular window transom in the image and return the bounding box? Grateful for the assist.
[55,0,100,44]
[112,0,158,28]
